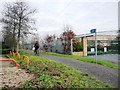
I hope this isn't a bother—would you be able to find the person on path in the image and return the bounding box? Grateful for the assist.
[34,41,39,55]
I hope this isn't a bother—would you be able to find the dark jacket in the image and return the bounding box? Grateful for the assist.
[34,42,39,50]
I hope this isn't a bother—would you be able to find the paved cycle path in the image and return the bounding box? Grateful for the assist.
[39,54,119,88]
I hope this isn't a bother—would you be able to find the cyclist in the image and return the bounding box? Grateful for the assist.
[34,41,39,55]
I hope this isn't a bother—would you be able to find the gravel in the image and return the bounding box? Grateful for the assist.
[40,54,119,88]
[0,67,34,88]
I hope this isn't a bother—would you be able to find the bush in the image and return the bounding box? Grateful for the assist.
[0,43,12,54]
[1,49,12,54]
[73,41,83,52]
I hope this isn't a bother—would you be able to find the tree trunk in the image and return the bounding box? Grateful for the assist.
[16,17,22,52]
[12,23,16,51]
[16,42,19,53]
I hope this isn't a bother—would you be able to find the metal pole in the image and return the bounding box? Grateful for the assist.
[71,39,73,54]
[95,32,97,64]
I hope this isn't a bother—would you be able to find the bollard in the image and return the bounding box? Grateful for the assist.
[12,52,15,56]
[10,51,13,56]
[15,52,20,59]
[22,55,30,64]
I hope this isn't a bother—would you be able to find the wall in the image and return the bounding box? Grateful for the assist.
[51,39,64,53]
[72,52,83,56]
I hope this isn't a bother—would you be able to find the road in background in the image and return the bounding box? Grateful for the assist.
[87,54,119,65]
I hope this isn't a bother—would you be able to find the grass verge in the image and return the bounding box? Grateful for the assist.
[42,52,120,70]
[6,51,112,89]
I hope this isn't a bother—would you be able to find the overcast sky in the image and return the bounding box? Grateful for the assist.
[0,0,119,39]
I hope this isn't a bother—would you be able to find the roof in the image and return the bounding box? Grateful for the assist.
[75,33,94,38]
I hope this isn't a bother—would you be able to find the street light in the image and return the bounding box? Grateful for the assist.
[71,39,73,54]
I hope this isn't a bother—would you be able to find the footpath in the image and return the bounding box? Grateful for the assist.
[39,54,119,88]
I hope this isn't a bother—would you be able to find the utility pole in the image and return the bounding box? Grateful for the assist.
[71,39,73,54]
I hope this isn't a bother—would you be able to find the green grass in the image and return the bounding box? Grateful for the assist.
[7,52,112,89]
[42,52,120,70]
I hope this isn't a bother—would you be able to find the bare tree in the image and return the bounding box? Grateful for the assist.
[1,3,18,50]
[60,25,75,54]
[1,1,36,52]
[43,34,56,52]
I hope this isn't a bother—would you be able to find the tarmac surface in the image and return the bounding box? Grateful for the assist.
[39,54,119,88]
[87,54,119,65]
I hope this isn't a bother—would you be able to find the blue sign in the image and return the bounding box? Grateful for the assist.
[90,29,96,33]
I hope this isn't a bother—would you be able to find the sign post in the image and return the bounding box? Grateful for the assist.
[90,29,97,64]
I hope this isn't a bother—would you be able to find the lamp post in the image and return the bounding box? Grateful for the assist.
[71,39,73,54]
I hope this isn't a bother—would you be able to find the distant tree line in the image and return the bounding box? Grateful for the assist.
[43,25,83,54]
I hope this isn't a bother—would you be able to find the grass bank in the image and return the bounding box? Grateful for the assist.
[42,52,120,70]
[6,51,112,89]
